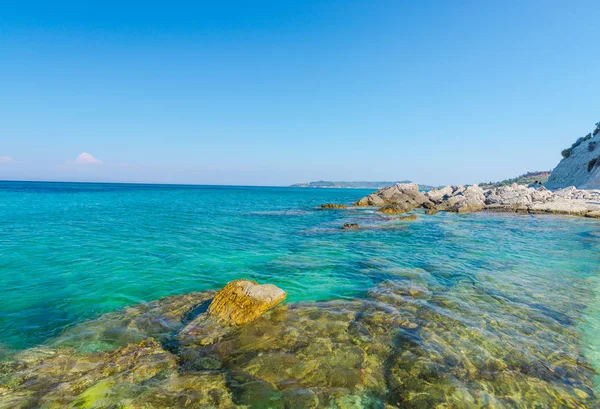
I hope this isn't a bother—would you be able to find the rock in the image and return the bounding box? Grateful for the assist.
[355,182,600,218]
[355,183,433,209]
[48,291,215,352]
[528,199,593,216]
[447,185,486,213]
[342,223,360,229]
[0,339,178,409]
[355,193,386,206]
[377,203,412,215]
[127,372,235,409]
[425,185,453,202]
[485,183,534,207]
[396,214,417,221]
[207,280,287,326]
[320,203,348,209]
[585,210,600,218]
[3,277,598,408]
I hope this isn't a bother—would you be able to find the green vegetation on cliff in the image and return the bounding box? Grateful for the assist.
[479,171,550,189]
[561,122,600,158]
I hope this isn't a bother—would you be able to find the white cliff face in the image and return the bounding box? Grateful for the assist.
[546,128,600,189]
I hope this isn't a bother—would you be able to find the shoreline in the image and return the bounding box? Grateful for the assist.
[353,182,600,219]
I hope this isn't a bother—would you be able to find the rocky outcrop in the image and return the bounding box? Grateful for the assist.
[341,223,360,229]
[207,279,287,325]
[546,125,600,189]
[355,182,600,217]
[355,182,433,209]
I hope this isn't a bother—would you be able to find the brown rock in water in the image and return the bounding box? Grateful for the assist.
[342,223,360,229]
[377,203,412,215]
[208,280,287,325]
[396,214,417,221]
[320,203,348,209]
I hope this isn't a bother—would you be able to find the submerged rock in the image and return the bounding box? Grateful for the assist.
[320,203,348,209]
[395,214,417,221]
[0,339,178,409]
[2,277,598,408]
[342,223,360,229]
[48,291,215,352]
[207,279,287,326]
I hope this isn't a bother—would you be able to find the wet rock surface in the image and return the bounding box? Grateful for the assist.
[320,204,348,209]
[341,223,360,229]
[207,279,287,326]
[356,182,600,217]
[1,276,597,408]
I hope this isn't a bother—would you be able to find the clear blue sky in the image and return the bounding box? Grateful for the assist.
[1,0,599,186]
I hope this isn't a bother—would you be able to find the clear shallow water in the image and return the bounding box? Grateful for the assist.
[1,181,600,405]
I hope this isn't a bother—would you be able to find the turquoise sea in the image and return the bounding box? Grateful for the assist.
[1,181,599,407]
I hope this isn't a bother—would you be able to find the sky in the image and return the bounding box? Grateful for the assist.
[1,0,599,186]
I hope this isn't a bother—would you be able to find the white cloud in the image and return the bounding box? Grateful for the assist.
[0,156,15,164]
[75,152,102,165]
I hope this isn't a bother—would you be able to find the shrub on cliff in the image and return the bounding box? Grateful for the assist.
[588,157,599,172]
[562,132,594,158]
[588,141,597,152]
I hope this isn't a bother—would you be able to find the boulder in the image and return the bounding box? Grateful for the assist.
[377,203,412,215]
[355,193,386,206]
[485,184,534,207]
[441,185,486,213]
[207,280,287,326]
[355,183,433,209]
[425,185,453,202]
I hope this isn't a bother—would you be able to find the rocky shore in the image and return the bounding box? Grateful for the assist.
[0,277,597,408]
[355,182,600,218]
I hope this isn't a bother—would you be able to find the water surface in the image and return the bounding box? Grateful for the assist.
[0,181,599,405]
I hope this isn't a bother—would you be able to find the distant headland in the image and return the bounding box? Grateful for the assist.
[290,180,438,190]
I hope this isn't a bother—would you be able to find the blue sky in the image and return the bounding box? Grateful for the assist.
[1,0,599,186]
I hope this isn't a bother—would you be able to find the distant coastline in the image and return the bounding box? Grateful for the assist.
[291,180,438,190]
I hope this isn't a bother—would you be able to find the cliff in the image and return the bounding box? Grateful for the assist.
[546,123,600,189]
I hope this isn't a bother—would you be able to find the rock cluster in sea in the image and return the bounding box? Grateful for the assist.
[0,276,597,408]
[355,182,600,218]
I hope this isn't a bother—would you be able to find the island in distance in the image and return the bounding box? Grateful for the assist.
[290,180,439,190]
